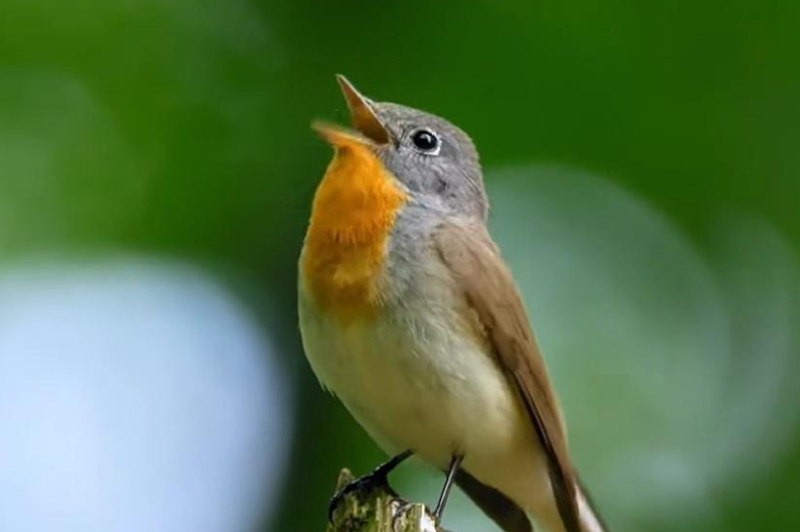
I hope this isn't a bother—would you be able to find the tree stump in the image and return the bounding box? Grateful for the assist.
[326,468,449,532]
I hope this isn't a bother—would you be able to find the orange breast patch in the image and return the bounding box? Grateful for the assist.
[302,136,407,320]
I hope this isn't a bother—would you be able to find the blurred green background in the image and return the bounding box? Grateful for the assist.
[1,0,799,531]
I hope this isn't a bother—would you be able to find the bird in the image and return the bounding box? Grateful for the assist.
[298,75,609,532]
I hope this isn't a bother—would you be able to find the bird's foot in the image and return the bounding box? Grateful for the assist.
[328,451,412,524]
[328,466,396,523]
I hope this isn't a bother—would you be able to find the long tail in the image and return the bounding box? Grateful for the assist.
[576,476,611,532]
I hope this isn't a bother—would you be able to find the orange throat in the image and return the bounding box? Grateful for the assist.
[302,138,407,319]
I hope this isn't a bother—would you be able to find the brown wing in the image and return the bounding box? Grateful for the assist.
[455,470,534,532]
[435,221,581,532]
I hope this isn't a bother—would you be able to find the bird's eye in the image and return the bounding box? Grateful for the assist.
[410,129,440,153]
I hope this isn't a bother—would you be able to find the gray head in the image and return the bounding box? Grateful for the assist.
[334,75,488,221]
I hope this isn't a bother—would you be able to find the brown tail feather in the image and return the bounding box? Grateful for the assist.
[456,470,534,532]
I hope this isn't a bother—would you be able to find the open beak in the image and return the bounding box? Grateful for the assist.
[311,75,390,147]
[336,75,390,144]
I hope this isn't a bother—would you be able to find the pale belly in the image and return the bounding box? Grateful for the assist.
[298,287,556,520]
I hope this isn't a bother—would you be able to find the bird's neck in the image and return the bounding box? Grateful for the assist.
[302,141,407,318]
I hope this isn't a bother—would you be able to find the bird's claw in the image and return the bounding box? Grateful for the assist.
[327,469,395,523]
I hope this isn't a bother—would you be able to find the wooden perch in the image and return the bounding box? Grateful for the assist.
[326,468,450,532]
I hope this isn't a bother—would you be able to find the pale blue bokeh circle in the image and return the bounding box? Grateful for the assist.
[0,260,292,532]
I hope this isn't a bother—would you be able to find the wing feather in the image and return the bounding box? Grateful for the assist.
[435,221,581,532]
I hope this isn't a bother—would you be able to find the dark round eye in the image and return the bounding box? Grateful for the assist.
[411,129,439,152]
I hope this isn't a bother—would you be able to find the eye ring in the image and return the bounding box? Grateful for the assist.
[410,128,440,155]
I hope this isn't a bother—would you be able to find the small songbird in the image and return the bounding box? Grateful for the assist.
[298,75,609,532]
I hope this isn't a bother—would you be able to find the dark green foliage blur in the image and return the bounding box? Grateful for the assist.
[1,0,799,531]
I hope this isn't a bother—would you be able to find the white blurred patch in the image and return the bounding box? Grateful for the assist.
[0,259,292,532]
[405,165,800,532]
